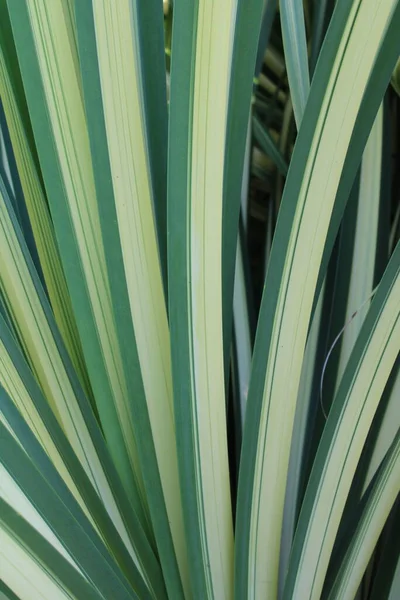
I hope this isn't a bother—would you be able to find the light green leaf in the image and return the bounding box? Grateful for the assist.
[0,313,167,599]
[252,114,289,176]
[284,241,400,599]
[222,0,266,377]
[0,418,142,600]
[5,0,150,535]
[279,281,325,595]
[280,0,310,127]
[335,105,384,385]
[0,9,91,397]
[1,500,102,600]
[168,0,237,596]
[0,579,21,600]
[73,2,188,596]
[235,1,400,597]
[327,430,400,599]
[0,178,157,590]
[363,365,400,491]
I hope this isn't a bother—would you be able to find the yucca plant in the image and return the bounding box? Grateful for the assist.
[0,0,399,599]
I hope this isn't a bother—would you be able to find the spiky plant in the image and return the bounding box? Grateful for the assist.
[0,1,399,599]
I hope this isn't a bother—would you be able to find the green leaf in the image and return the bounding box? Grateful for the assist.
[284,241,400,599]
[326,430,400,599]
[279,282,325,595]
[0,417,142,600]
[0,579,21,600]
[222,0,266,378]
[280,0,310,127]
[391,56,400,95]
[135,0,169,295]
[235,1,400,597]
[304,99,390,508]
[232,220,254,434]
[0,12,91,398]
[168,0,236,595]
[368,499,400,600]
[0,101,42,281]
[310,0,335,74]
[363,362,400,491]
[335,105,385,385]
[314,6,400,313]
[0,314,167,599]
[254,1,278,79]
[1,499,103,600]
[252,114,289,176]
[5,0,150,534]
[0,178,161,593]
[73,2,187,596]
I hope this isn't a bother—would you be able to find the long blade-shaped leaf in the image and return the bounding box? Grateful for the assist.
[303,100,390,518]
[0,418,142,600]
[252,114,289,176]
[363,363,400,491]
[235,1,400,597]
[0,313,166,599]
[310,0,335,74]
[0,8,90,396]
[0,178,156,585]
[168,0,236,596]
[284,241,400,599]
[6,0,150,533]
[135,0,169,293]
[314,9,400,312]
[0,579,21,600]
[222,0,266,377]
[232,222,253,432]
[1,500,103,600]
[280,0,310,127]
[368,499,400,600]
[73,2,187,596]
[335,104,385,384]
[279,282,325,594]
[327,430,400,599]
[0,100,42,281]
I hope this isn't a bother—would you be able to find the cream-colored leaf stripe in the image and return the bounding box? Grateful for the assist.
[247,1,398,597]
[0,44,90,397]
[0,348,98,532]
[0,466,83,575]
[0,185,143,570]
[187,0,236,597]
[363,366,400,491]
[90,2,188,590]
[0,522,77,600]
[290,263,399,598]
[0,430,141,600]
[280,0,310,128]
[17,0,148,522]
[328,431,400,599]
[335,104,384,385]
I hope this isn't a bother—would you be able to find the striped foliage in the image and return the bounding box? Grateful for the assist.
[1,1,399,599]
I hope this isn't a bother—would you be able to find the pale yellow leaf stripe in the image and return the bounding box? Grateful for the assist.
[248,1,398,597]
[24,0,146,515]
[294,271,400,599]
[0,193,142,572]
[91,0,189,592]
[336,104,384,384]
[0,46,90,397]
[0,344,98,533]
[0,466,83,576]
[0,521,76,600]
[188,0,236,597]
